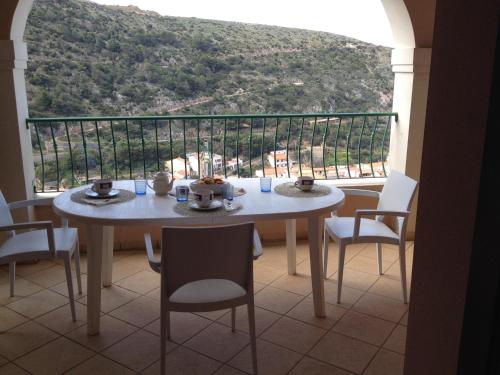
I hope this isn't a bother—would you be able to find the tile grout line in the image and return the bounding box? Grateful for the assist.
[358,323,406,374]
[325,258,407,375]
[1,243,412,373]
[294,242,410,374]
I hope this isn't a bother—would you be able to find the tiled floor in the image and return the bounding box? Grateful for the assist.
[0,240,412,374]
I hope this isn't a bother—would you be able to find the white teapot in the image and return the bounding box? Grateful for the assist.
[146,171,174,196]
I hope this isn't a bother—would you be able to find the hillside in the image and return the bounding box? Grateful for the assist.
[25,0,394,118]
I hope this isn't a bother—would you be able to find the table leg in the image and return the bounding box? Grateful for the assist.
[286,219,297,275]
[101,226,114,287]
[308,216,325,317]
[86,224,103,335]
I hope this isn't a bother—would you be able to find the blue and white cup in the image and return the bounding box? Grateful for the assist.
[193,189,214,208]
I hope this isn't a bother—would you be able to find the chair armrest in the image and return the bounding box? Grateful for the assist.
[0,221,55,254]
[8,197,54,210]
[253,229,263,260]
[340,188,380,199]
[355,209,410,218]
[353,209,410,240]
[0,220,54,232]
[8,197,69,228]
[144,233,161,273]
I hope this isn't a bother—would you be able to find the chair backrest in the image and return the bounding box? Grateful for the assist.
[161,222,255,298]
[377,170,418,235]
[0,191,14,228]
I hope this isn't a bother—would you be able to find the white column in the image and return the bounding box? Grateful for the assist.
[388,47,431,236]
[0,39,35,203]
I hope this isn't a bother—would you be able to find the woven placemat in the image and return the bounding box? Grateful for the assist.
[274,182,331,197]
[71,188,136,206]
[173,200,241,217]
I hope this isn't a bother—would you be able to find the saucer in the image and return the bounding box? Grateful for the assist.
[223,200,242,211]
[294,184,314,192]
[188,200,223,211]
[84,189,120,199]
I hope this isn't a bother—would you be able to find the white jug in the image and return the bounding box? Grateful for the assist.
[146,172,174,196]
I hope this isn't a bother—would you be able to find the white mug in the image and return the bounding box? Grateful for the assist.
[294,176,314,191]
[92,179,113,196]
[193,189,214,208]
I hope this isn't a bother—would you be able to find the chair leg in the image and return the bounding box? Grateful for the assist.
[376,243,383,275]
[247,302,258,375]
[74,244,83,295]
[323,228,329,279]
[398,242,408,304]
[337,243,347,304]
[166,310,171,340]
[231,307,236,332]
[160,309,166,375]
[63,254,77,322]
[160,285,169,375]
[9,262,15,297]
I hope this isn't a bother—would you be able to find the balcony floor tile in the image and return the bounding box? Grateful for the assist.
[0,240,411,374]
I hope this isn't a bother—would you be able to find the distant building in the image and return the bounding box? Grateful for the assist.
[327,162,387,178]
[268,150,293,169]
[187,153,200,175]
[164,157,189,179]
[187,152,222,177]
[226,158,243,172]
[359,162,387,177]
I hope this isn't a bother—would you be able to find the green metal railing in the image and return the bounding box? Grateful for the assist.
[26,112,397,192]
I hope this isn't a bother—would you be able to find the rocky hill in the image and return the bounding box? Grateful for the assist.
[25,0,393,117]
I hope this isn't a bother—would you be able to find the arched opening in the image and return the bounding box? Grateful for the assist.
[2,0,430,248]
[381,0,416,48]
[10,0,33,42]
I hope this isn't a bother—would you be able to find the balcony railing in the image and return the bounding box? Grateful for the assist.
[26,112,397,192]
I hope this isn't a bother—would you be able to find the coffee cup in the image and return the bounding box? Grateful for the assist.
[92,179,113,196]
[193,189,214,208]
[294,176,314,191]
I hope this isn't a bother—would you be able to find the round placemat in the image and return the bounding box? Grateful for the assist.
[71,188,136,206]
[173,200,241,217]
[274,182,331,197]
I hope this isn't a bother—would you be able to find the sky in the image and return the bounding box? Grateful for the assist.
[90,0,395,47]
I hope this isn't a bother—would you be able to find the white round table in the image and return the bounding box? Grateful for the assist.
[54,178,345,335]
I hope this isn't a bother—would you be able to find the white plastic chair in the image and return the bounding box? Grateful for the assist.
[0,191,82,321]
[323,170,418,304]
[145,222,262,375]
